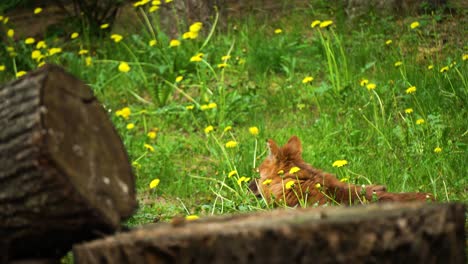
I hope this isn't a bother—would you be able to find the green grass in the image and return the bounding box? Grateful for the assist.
[1,3,466,227]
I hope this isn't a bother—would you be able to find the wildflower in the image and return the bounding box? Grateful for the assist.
[225,140,238,148]
[319,20,333,28]
[277,170,284,175]
[302,76,314,84]
[274,28,282,34]
[204,125,214,134]
[189,22,203,33]
[208,102,217,109]
[416,118,425,125]
[285,180,295,189]
[339,177,349,183]
[434,147,442,153]
[262,179,272,185]
[85,56,92,66]
[289,166,300,174]
[133,0,150,7]
[78,49,89,55]
[25,37,35,44]
[144,143,155,152]
[190,53,204,62]
[183,31,198,39]
[152,0,161,5]
[249,126,259,136]
[385,39,392,45]
[111,34,123,42]
[439,66,449,73]
[3,17,9,24]
[16,71,27,78]
[175,76,183,83]
[314,183,321,189]
[228,170,237,178]
[410,21,420,29]
[147,131,157,139]
[100,23,109,29]
[185,215,199,221]
[224,126,232,132]
[366,83,376,91]
[7,29,14,38]
[36,41,47,49]
[217,63,228,68]
[48,47,62,56]
[394,61,403,67]
[149,5,159,12]
[405,108,413,114]
[311,20,321,28]
[0,65,5,71]
[463,54,468,61]
[126,123,135,130]
[360,79,369,87]
[222,55,231,61]
[132,161,142,169]
[427,65,434,70]
[38,62,45,67]
[118,62,131,73]
[31,50,42,60]
[149,178,160,189]
[332,160,348,167]
[237,176,250,186]
[406,86,416,94]
[34,7,42,14]
[149,39,157,46]
[115,107,131,119]
[71,32,79,39]
[186,105,194,110]
[169,39,180,47]
[166,0,173,2]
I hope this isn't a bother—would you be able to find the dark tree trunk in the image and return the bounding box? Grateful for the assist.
[74,202,465,264]
[0,65,137,263]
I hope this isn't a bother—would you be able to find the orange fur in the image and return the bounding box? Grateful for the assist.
[249,136,434,207]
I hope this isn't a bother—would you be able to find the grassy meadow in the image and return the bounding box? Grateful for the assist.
[1,2,466,226]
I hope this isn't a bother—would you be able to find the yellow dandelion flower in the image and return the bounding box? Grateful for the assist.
[169,39,180,48]
[34,7,42,14]
[208,102,217,109]
[152,0,161,5]
[149,39,157,46]
[405,108,413,114]
[190,53,204,62]
[118,62,131,73]
[166,0,173,2]
[25,37,35,44]
[185,215,199,221]
[186,105,194,110]
[144,143,155,152]
[200,104,209,111]
[285,180,295,189]
[149,5,159,12]
[360,79,369,87]
[332,160,348,167]
[78,49,89,55]
[147,131,157,139]
[3,17,9,24]
[439,66,449,73]
[189,22,203,33]
[433,147,442,153]
[427,65,434,70]
[85,56,92,66]
[111,34,123,42]
[149,178,160,189]
[204,125,214,134]
[221,55,231,61]
[38,61,45,67]
[7,29,14,38]
[224,126,232,132]
[262,179,272,185]
[71,32,79,39]
[319,20,333,28]
[16,71,27,78]
[133,0,149,7]
[0,65,5,71]
[217,63,228,68]
[302,76,314,84]
[237,176,250,186]
[126,123,135,130]
[289,166,300,174]
[36,41,47,49]
[100,23,109,29]
[274,28,282,34]
[314,183,321,189]
[277,170,284,175]
[115,107,131,119]
[463,54,468,61]
[228,170,237,178]
[416,118,425,125]
[385,39,392,45]
[48,47,62,55]
[249,126,259,136]
[406,86,416,94]
[225,140,238,148]
[366,83,376,90]
[394,61,403,67]
[339,177,349,182]
[31,50,42,60]
[311,20,321,28]
[175,76,183,83]
[410,21,420,29]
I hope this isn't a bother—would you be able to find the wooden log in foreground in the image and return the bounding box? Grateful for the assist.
[74,202,465,264]
[0,65,137,262]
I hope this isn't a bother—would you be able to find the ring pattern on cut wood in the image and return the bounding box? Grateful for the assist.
[0,65,136,262]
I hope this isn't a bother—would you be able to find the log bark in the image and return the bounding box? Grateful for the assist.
[0,65,137,262]
[74,202,465,264]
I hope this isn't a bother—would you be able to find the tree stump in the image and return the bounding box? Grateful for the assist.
[0,65,137,262]
[74,202,465,264]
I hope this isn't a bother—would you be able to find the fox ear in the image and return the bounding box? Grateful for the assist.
[286,136,302,155]
[267,139,280,159]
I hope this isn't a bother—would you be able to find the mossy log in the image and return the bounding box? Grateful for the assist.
[74,202,465,264]
[0,65,137,262]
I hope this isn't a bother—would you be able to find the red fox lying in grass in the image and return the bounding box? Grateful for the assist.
[249,136,434,207]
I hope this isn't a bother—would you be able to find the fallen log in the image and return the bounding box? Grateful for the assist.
[0,65,137,262]
[74,202,465,264]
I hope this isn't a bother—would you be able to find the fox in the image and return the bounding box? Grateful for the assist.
[249,136,434,207]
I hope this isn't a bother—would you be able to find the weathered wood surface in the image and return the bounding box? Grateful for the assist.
[74,202,465,264]
[0,65,137,262]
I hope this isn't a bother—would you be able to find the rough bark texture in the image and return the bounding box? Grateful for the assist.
[74,202,465,264]
[0,64,137,262]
